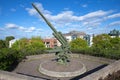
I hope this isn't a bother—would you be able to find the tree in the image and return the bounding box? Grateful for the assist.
[5,36,15,48]
[0,40,6,48]
[26,37,45,51]
[92,34,112,49]
[70,38,88,51]
[12,36,46,55]
[110,37,120,50]
[0,48,24,71]
[12,38,28,50]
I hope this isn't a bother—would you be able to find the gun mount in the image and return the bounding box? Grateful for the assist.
[32,3,72,64]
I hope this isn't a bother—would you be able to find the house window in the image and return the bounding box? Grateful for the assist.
[72,35,77,40]
[46,42,50,44]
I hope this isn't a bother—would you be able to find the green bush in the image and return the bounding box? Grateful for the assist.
[12,37,46,56]
[71,47,120,60]
[70,35,120,60]
[0,48,24,71]
[0,40,6,48]
[70,38,88,51]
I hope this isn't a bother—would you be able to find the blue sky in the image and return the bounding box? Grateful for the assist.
[0,0,120,39]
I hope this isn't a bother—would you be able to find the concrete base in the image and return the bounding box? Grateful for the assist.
[38,60,86,77]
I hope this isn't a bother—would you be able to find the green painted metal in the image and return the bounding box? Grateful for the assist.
[32,3,72,64]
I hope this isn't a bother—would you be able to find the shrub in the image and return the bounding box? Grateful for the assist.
[12,37,46,56]
[70,38,88,51]
[0,48,24,71]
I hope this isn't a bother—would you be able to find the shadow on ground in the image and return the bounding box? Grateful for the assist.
[17,72,50,80]
[16,64,108,80]
[70,64,108,80]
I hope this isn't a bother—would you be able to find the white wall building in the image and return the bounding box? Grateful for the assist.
[63,31,86,42]
[89,35,93,46]
[9,39,18,48]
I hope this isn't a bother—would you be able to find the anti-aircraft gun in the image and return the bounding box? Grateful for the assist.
[32,3,72,64]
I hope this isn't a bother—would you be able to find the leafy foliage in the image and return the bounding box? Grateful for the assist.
[70,34,120,60]
[0,48,24,71]
[110,37,120,50]
[91,34,120,59]
[12,37,46,56]
[0,40,6,48]
[70,38,88,51]
[12,38,28,50]
[0,36,46,71]
[92,34,112,49]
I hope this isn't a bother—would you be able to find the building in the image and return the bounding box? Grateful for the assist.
[9,39,18,48]
[43,38,57,48]
[83,34,93,46]
[9,38,58,49]
[63,31,86,42]
[63,31,94,46]
[43,31,87,48]
[108,29,120,38]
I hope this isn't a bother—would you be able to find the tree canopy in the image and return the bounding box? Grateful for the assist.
[110,37,120,50]
[0,40,6,48]
[92,34,112,49]
[12,37,45,51]
[70,38,88,50]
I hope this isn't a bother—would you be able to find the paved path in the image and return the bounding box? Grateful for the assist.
[13,54,114,80]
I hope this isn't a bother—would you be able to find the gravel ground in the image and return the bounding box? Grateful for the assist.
[13,55,111,80]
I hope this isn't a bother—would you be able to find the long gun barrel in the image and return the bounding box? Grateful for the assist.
[32,3,58,35]
[32,3,68,46]
[32,3,71,64]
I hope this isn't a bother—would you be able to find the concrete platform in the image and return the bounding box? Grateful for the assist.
[13,54,115,80]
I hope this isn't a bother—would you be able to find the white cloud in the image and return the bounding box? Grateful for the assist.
[25,27,36,32]
[18,26,27,31]
[107,13,120,19]
[36,28,43,31]
[5,23,38,33]
[26,2,51,16]
[80,10,112,21]
[48,11,77,23]
[26,8,37,16]
[5,23,18,29]
[87,27,93,30]
[108,21,120,27]
[26,2,112,26]
[25,2,120,35]
[0,28,4,31]
[43,10,111,26]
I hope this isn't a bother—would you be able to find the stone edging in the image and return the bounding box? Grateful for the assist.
[80,60,120,80]
[0,70,43,80]
[25,53,115,64]
[39,61,86,77]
